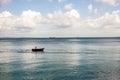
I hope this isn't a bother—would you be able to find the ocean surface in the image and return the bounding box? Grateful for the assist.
[0,38,120,80]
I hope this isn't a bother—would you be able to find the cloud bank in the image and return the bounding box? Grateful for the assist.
[0,9,120,37]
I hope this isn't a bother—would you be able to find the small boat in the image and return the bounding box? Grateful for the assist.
[32,48,44,52]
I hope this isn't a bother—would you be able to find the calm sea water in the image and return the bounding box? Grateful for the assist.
[0,38,120,80]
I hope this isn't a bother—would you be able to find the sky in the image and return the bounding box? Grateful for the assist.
[0,0,120,37]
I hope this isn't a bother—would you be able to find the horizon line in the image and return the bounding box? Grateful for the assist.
[0,37,120,39]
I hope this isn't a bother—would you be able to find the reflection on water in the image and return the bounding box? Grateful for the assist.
[0,38,120,80]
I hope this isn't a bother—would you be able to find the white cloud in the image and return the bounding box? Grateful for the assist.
[58,0,67,3]
[46,9,80,29]
[96,0,119,6]
[88,4,98,15]
[64,3,73,10]
[96,10,120,29]
[0,9,120,37]
[0,10,43,33]
[88,4,93,13]
[0,11,15,32]
[65,9,80,18]
[0,0,11,6]
[48,0,53,2]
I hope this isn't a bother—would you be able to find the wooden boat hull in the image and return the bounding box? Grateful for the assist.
[32,48,44,52]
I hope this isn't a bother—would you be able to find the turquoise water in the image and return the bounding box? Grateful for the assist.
[0,38,120,80]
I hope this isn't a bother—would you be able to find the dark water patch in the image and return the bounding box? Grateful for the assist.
[0,49,31,53]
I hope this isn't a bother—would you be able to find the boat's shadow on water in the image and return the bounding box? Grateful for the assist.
[31,51,45,54]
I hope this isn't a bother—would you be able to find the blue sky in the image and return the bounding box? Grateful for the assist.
[0,0,120,37]
[2,0,119,16]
